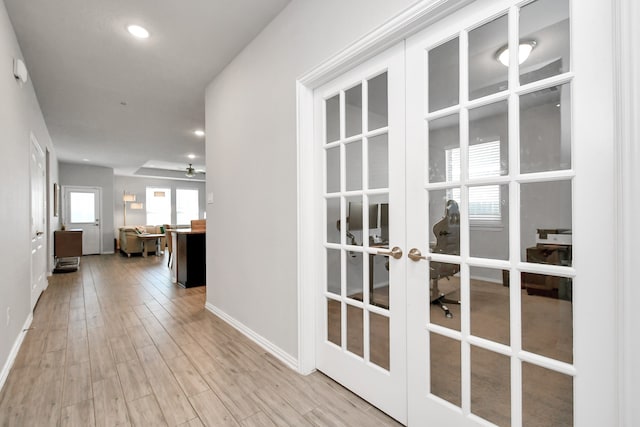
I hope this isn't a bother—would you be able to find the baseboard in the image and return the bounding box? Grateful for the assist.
[204,302,299,372]
[101,251,115,255]
[0,312,33,392]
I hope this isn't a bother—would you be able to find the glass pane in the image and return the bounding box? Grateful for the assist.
[522,274,573,363]
[368,133,388,189]
[326,248,341,295]
[429,37,460,112]
[470,267,510,345]
[70,192,95,223]
[345,140,362,191]
[346,196,364,247]
[469,15,508,100]
[345,84,363,137]
[519,0,570,85]
[471,346,510,426]
[346,252,363,301]
[469,184,509,260]
[176,189,199,225]
[520,181,572,266]
[430,262,461,328]
[346,304,363,358]
[429,114,460,183]
[326,146,340,193]
[368,194,390,309]
[520,84,571,173]
[327,299,341,346]
[368,72,388,131]
[326,197,340,244]
[146,187,171,225]
[522,362,573,426]
[430,332,461,406]
[369,312,389,370]
[326,95,340,143]
[429,189,460,256]
[469,101,509,178]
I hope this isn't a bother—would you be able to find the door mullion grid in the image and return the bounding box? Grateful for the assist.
[339,89,348,351]
[508,5,523,427]
[458,27,472,416]
[362,77,371,365]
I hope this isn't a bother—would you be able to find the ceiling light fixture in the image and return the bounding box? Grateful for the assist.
[496,40,536,67]
[194,129,205,137]
[127,25,150,39]
[188,154,196,159]
[185,164,196,178]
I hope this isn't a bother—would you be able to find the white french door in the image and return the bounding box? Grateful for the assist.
[63,186,102,255]
[314,43,407,422]
[314,0,616,425]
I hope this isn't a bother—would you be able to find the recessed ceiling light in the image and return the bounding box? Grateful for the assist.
[194,129,205,137]
[127,25,150,39]
[82,158,89,162]
[188,154,196,159]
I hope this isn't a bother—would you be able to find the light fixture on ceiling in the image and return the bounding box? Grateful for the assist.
[496,40,536,67]
[194,129,205,137]
[185,164,196,178]
[127,24,150,39]
[188,154,196,159]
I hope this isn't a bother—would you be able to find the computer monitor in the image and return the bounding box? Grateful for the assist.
[348,202,378,231]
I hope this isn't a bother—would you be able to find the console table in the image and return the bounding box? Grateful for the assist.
[136,233,165,257]
[172,229,206,288]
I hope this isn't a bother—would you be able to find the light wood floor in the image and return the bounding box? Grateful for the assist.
[0,254,400,427]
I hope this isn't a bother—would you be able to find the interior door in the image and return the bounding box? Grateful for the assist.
[314,42,407,423]
[405,0,616,425]
[64,186,101,255]
[30,134,46,309]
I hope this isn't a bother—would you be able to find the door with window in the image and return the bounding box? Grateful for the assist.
[315,0,616,425]
[64,186,101,255]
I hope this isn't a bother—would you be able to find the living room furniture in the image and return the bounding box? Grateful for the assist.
[174,229,206,288]
[54,229,82,272]
[523,243,572,299]
[119,226,166,257]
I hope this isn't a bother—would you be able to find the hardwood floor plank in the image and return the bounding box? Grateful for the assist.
[109,334,138,364]
[116,359,152,402]
[62,362,93,407]
[61,399,96,427]
[251,387,312,427]
[66,337,90,365]
[126,395,168,427]
[240,412,278,427]
[189,390,239,427]
[177,418,205,427]
[89,344,118,382]
[165,355,210,397]
[45,328,68,353]
[93,375,130,427]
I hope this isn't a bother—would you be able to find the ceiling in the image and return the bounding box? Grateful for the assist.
[4,0,290,179]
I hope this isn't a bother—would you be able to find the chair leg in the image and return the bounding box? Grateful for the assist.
[431,278,460,318]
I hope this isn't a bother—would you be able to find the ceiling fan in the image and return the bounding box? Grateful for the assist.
[185,164,196,177]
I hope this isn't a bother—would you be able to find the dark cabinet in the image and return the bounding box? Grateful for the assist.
[176,232,205,288]
[523,244,572,300]
[54,230,83,258]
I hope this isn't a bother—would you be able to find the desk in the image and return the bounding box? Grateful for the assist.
[523,244,572,299]
[172,229,205,288]
[136,233,165,257]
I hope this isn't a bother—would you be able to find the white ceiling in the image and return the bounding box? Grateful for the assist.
[4,0,290,178]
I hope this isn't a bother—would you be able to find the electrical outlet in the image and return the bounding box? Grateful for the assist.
[6,307,10,326]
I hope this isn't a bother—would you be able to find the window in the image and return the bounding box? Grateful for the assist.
[176,189,199,225]
[446,141,502,224]
[146,187,171,225]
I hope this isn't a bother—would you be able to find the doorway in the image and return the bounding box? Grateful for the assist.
[30,134,46,310]
[63,186,102,255]
[306,0,617,425]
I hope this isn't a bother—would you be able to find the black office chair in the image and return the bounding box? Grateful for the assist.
[430,200,461,318]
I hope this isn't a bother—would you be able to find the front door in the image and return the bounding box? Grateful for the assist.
[314,0,616,425]
[30,134,46,309]
[63,186,102,255]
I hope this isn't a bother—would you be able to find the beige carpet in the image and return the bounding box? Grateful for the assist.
[328,278,573,426]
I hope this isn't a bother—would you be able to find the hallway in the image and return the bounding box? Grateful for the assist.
[0,254,398,426]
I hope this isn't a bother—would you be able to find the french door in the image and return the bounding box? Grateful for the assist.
[314,0,616,425]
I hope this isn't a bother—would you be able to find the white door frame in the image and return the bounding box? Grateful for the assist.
[62,185,103,255]
[297,0,638,424]
[29,133,47,309]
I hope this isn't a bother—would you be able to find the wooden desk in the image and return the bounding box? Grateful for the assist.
[173,229,205,288]
[137,233,165,257]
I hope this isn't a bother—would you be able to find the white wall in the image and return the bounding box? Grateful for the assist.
[0,0,58,381]
[114,175,206,229]
[59,162,115,253]
[205,0,418,359]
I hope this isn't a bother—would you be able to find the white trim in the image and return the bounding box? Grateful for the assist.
[296,0,475,385]
[204,302,299,372]
[614,0,640,425]
[0,313,33,392]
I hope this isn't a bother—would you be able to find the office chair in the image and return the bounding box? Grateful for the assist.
[430,200,461,318]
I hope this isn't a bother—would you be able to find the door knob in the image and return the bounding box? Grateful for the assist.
[36,231,44,236]
[408,248,430,262]
[377,246,403,259]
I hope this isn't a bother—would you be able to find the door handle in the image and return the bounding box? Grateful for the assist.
[408,248,430,262]
[377,246,403,259]
[36,231,44,236]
